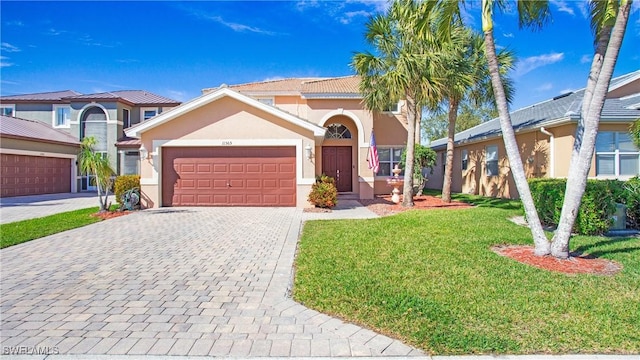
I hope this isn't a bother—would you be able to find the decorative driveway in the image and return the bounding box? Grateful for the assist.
[1,207,422,357]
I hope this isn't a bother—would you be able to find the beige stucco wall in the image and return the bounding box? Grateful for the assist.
[138,96,317,208]
[273,96,308,119]
[0,137,79,156]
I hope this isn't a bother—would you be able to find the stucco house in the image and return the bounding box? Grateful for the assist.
[0,90,180,191]
[427,70,640,198]
[0,115,80,197]
[124,76,410,208]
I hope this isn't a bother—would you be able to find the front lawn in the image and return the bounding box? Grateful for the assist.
[293,205,640,354]
[1,207,104,248]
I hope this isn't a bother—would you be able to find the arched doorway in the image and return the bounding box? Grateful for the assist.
[80,106,108,191]
[322,118,358,193]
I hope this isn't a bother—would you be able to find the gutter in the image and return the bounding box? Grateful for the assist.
[540,127,555,178]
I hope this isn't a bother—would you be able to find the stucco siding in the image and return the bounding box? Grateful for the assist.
[1,137,79,156]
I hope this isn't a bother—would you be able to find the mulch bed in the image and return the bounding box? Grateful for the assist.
[90,210,133,220]
[493,245,622,276]
[358,194,473,216]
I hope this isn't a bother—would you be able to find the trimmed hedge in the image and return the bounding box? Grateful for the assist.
[528,178,620,235]
[114,175,140,205]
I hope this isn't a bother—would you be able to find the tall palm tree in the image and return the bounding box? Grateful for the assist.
[551,0,632,258]
[79,136,115,212]
[440,30,516,203]
[352,0,445,207]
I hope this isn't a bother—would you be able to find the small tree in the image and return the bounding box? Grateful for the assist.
[79,136,115,212]
[400,144,437,195]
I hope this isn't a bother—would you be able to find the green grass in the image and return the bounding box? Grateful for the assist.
[294,202,640,354]
[1,207,104,248]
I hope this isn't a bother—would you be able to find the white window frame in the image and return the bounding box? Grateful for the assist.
[1,104,15,117]
[141,107,158,121]
[596,131,640,179]
[383,100,401,114]
[461,149,468,171]
[256,97,274,106]
[376,146,405,178]
[486,145,498,176]
[52,105,71,128]
[123,108,131,128]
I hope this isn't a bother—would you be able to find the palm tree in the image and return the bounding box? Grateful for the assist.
[440,30,516,203]
[352,0,445,207]
[551,0,633,258]
[79,136,115,212]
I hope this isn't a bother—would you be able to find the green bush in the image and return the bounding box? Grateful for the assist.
[114,175,140,205]
[308,174,338,208]
[625,176,640,229]
[528,178,617,235]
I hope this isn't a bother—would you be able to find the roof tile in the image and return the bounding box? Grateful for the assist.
[0,115,79,145]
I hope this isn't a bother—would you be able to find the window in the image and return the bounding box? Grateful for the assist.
[384,101,400,113]
[441,151,446,171]
[53,105,70,127]
[325,123,352,139]
[1,104,15,116]
[596,131,639,177]
[256,98,274,106]
[141,108,157,121]
[121,151,140,175]
[461,149,468,171]
[123,109,131,128]
[378,147,404,177]
[486,145,498,176]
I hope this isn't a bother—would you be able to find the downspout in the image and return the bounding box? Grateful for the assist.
[540,127,555,178]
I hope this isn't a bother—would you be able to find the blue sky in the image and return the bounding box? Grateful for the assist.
[1,0,638,111]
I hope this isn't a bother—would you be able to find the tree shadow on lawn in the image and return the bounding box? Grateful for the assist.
[572,236,640,258]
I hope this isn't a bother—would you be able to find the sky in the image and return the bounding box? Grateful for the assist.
[1,0,639,111]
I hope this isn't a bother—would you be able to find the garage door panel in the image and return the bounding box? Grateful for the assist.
[1,154,71,197]
[162,146,296,206]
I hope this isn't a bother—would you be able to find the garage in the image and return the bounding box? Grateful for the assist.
[162,146,296,206]
[1,154,72,197]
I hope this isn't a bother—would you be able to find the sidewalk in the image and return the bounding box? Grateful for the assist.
[0,192,113,224]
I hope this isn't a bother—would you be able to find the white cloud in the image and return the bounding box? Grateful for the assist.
[340,10,372,24]
[6,20,24,27]
[1,56,14,67]
[503,33,514,38]
[1,42,20,53]
[536,83,553,92]
[346,0,388,14]
[578,0,590,19]
[166,90,188,102]
[550,0,575,16]
[514,52,564,77]
[116,59,140,64]
[45,28,66,36]
[560,88,575,94]
[180,6,277,35]
[580,54,592,64]
[261,76,285,82]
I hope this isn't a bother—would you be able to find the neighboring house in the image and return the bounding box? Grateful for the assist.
[0,90,180,191]
[125,76,410,208]
[0,115,80,197]
[428,69,640,199]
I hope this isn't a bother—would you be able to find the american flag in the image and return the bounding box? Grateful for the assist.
[367,130,380,174]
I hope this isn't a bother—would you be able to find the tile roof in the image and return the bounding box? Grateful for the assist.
[115,136,142,147]
[430,70,640,149]
[64,90,180,105]
[0,115,79,146]
[208,76,362,96]
[0,90,81,102]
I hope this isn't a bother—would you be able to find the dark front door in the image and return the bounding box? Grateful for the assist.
[322,146,352,192]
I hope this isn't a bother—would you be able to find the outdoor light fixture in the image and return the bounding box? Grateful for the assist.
[139,145,148,160]
[305,144,313,160]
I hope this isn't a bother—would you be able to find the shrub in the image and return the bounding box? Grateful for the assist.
[625,176,640,229]
[528,178,617,235]
[308,174,338,208]
[114,175,140,205]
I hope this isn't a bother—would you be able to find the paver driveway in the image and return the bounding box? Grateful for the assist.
[1,207,423,357]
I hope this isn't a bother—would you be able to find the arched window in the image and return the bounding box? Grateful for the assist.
[325,123,352,139]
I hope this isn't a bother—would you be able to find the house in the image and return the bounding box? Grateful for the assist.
[427,70,640,198]
[124,76,410,208]
[0,115,80,197]
[0,90,181,191]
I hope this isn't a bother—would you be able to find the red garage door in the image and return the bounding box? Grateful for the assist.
[1,154,71,197]
[162,146,296,207]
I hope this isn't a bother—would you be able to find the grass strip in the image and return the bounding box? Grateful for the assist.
[1,207,102,249]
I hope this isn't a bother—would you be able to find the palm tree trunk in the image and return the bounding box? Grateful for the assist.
[551,0,631,258]
[402,93,417,207]
[484,30,550,256]
[442,98,459,203]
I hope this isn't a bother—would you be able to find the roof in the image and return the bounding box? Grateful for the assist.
[125,87,327,138]
[0,115,80,146]
[64,90,180,106]
[0,90,81,103]
[430,70,640,149]
[115,136,142,147]
[1,90,180,106]
[206,76,362,98]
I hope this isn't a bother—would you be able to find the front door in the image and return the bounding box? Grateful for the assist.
[322,146,352,192]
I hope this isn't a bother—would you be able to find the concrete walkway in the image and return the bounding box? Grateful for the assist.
[0,192,114,224]
[1,206,420,357]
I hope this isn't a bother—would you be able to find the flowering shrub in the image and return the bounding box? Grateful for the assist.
[308,174,338,208]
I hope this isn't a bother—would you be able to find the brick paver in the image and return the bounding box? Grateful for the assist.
[0,206,422,356]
